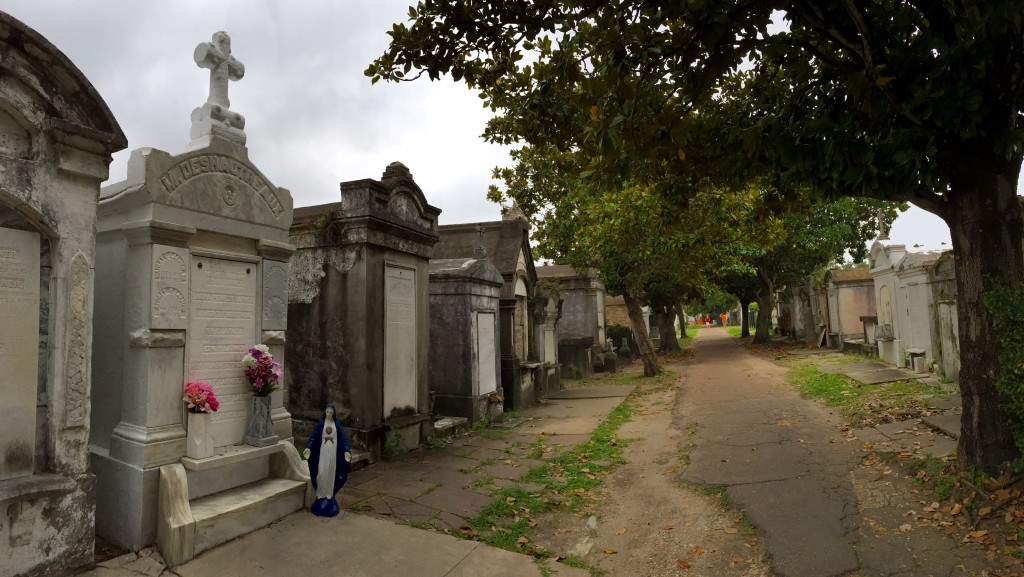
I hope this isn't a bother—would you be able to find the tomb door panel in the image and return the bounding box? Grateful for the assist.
[384,265,417,416]
[187,256,257,448]
[477,312,497,395]
[0,227,39,480]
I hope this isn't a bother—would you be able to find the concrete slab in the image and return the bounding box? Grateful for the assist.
[446,544,545,577]
[416,467,485,489]
[354,476,437,500]
[415,486,495,518]
[922,413,961,438]
[820,361,889,374]
[545,385,635,399]
[175,512,483,577]
[848,368,915,384]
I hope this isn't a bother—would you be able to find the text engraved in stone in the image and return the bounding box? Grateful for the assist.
[159,154,284,219]
[154,252,187,282]
[188,256,257,448]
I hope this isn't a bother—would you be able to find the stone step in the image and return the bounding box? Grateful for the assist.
[349,448,371,470]
[190,477,305,556]
[432,416,469,437]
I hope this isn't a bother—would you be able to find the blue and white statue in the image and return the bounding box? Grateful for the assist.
[302,403,352,517]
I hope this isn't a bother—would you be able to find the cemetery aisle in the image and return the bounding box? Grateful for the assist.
[676,328,975,577]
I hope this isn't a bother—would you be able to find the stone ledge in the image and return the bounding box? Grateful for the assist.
[181,443,282,471]
[0,473,77,503]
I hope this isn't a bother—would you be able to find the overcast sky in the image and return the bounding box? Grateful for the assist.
[6,1,953,249]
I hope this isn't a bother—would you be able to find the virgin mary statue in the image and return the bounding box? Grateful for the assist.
[303,403,352,516]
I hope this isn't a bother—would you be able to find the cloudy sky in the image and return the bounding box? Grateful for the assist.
[6,1,952,248]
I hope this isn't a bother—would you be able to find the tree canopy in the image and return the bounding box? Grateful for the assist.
[370,1,1024,472]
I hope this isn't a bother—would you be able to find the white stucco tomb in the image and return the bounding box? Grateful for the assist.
[89,31,309,565]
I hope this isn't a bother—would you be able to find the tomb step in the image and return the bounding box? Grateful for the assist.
[432,416,469,438]
[190,477,305,555]
[349,448,371,470]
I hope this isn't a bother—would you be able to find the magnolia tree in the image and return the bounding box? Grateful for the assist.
[369,1,1024,472]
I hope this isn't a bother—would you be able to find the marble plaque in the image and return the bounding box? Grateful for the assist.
[261,260,288,330]
[477,312,497,395]
[0,227,40,480]
[383,265,417,414]
[152,247,190,330]
[188,256,257,447]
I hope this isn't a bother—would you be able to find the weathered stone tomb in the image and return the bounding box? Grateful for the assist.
[0,11,127,577]
[287,162,440,461]
[432,211,543,409]
[428,232,504,422]
[90,32,306,564]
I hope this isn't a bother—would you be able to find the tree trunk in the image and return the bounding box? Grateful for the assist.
[945,146,1024,472]
[676,304,688,340]
[659,304,681,352]
[624,291,662,376]
[752,271,775,345]
[740,299,751,338]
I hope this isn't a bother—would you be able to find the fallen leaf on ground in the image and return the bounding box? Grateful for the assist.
[458,524,477,538]
[724,527,738,534]
[676,560,690,569]
[979,507,993,517]
[603,549,618,555]
[573,488,586,497]
[616,527,627,535]
[661,525,674,531]
[731,556,745,565]
[950,503,963,516]
[555,527,572,534]
[899,524,912,532]
[517,536,529,547]
[692,546,705,555]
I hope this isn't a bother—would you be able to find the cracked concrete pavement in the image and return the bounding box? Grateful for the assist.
[676,328,977,577]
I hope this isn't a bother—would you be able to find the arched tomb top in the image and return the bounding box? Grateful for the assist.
[0,12,127,153]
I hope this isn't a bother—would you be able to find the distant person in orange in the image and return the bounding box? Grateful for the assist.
[720,313,727,326]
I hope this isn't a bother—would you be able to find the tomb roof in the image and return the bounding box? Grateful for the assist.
[435,220,536,280]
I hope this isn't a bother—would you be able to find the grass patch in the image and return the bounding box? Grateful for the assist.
[426,435,453,449]
[457,394,635,566]
[788,361,946,426]
[726,326,755,338]
[789,364,868,407]
[478,428,509,441]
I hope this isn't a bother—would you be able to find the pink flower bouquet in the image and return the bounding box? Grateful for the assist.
[241,344,282,396]
[183,381,220,413]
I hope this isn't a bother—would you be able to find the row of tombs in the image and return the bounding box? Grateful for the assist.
[0,15,617,577]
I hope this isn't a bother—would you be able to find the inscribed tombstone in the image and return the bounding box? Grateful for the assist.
[187,255,258,447]
[0,227,39,480]
[384,265,417,415]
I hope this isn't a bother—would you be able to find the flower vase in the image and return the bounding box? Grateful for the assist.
[186,412,215,459]
[243,395,279,447]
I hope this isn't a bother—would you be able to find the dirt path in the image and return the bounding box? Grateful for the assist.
[531,356,772,577]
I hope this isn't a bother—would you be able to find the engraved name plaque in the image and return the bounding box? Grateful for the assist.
[0,227,40,480]
[188,256,257,447]
[383,265,417,415]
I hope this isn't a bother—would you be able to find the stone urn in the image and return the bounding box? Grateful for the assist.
[186,412,215,459]
[243,395,279,447]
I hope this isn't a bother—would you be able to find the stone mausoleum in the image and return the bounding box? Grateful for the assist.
[0,12,127,577]
[287,162,441,461]
[428,232,504,422]
[90,32,307,565]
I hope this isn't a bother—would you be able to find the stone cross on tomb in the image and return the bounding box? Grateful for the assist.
[474,224,488,259]
[194,31,245,109]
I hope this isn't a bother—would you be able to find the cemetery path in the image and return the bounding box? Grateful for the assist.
[678,328,991,577]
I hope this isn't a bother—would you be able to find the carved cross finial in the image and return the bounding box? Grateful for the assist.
[877,208,890,241]
[194,31,245,108]
[474,224,488,259]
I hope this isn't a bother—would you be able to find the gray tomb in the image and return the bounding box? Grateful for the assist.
[287,162,440,461]
[536,264,607,378]
[90,32,307,564]
[428,232,504,422]
[0,12,127,577]
[432,212,544,409]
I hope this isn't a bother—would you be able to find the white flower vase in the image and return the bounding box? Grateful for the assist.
[186,412,215,459]
[243,395,279,447]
